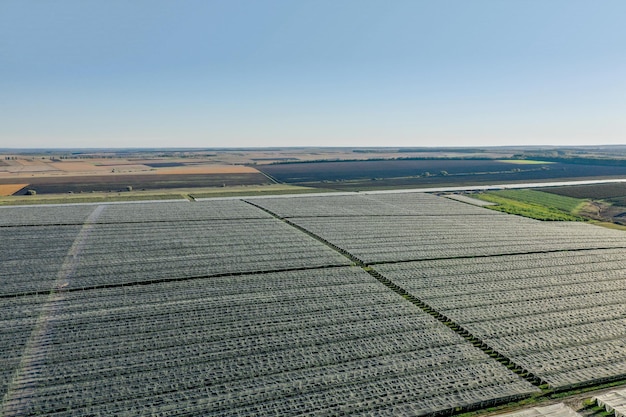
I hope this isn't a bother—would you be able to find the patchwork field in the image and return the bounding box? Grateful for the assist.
[257,159,626,190]
[540,183,626,206]
[4,149,626,197]
[1,173,271,194]
[0,157,270,194]
[3,193,626,415]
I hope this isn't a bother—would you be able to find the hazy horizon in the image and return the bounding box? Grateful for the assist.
[2,1,625,148]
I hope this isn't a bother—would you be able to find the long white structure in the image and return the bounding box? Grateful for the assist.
[596,389,626,417]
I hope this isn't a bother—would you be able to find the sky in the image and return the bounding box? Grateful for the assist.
[1,0,625,149]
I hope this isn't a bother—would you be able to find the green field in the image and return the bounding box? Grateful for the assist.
[475,189,586,221]
[538,183,626,206]
[490,189,585,212]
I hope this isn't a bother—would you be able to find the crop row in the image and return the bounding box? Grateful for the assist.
[0,200,272,227]
[0,205,95,226]
[376,248,626,282]
[249,192,499,218]
[2,267,537,415]
[416,277,626,310]
[0,226,82,295]
[286,215,626,263]
[374,250,626,389]
[8,193,625,413]
[8,366,534,417]
[1,268,382,321]
[92,200,272,223]
[399,267,626,299]
[0,331,39,399]
[482,317,626,354]
[1,218,351,295]
[447,288,626,324]
[510,338,626,388]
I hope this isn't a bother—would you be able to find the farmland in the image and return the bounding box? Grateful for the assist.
[534,183,626,225]
[473,190,586,221]
[256,159,626,191]
[5,147,626,199]
[3,172,271,194]
[0,154,272,195]
[481,190,584,213]
[0,184,28,196]
[539,183,626,207]
[3,191,626,415]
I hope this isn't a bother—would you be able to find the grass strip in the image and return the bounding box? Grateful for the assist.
[474,191,586,221]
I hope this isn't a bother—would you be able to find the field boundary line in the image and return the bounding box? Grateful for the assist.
[255,168,281,184]
[244,200,365,264]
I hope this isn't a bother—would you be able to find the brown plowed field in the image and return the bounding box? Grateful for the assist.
[156,165,258,174]
[0,184,28,196]
[0,160,257,176]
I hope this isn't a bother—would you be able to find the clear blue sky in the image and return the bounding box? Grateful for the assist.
[1,0,625,148]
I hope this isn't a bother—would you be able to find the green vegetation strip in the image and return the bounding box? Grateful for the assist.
[475,190,586,221]
[492,189,584,211]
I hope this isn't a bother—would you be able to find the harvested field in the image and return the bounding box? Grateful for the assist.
[257,159,626,190]
[1,160,56,173]
[49,162,112,172]
[156,165,259,174]
[0,184,28,196]
[259,159,538,183]
[0,158,268,195]
[1,172,271,194]
[540,183,626,206]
